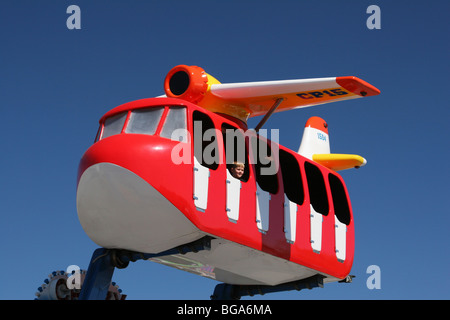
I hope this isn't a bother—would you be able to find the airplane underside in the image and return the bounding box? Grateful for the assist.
[76,162,339,288]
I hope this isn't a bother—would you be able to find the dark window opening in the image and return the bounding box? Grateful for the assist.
[222,123,249,182]
[251,136,278,194]
[304,162,328,215]
[193,111,219,170]
[280,150,304,205]
[329,174,351,225]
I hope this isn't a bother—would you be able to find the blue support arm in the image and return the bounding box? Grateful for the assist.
[79,236,212,300]
[79,248,116,300]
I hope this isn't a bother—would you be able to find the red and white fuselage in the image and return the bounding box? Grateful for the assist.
[76,65,379,286]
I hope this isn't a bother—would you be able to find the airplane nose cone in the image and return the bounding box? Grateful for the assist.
[76,162,202,254]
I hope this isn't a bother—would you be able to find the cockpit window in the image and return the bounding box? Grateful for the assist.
[94,125,102,143]
[102,112,128,139]
[125,107,164,135]
[98,105,188,141]
[160,107,187,142]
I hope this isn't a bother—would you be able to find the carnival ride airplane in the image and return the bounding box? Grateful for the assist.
[36,65,379,300]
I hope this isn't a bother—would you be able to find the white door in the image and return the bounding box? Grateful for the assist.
[226,171,241,222]
[284,195,297,243]
[256,184,270,233]
[335,216,346,262]
[310,204,322,253]
[193,157,209,212]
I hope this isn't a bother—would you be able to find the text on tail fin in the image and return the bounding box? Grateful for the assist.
[298,117,330,159]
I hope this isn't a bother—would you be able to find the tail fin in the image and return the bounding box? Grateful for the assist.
[298,117,330,160]
[298,116,367,171]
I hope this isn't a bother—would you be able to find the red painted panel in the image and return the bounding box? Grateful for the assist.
[78,97,355,280]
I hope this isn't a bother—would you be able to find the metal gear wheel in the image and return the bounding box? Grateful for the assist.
[35,269,126,300]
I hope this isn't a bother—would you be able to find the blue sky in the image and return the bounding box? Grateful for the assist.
[1,0,449,300]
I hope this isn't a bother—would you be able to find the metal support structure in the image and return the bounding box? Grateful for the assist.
[210,274,324,300]
[254,98,284,132]
[79,236,212,300]
[78,248,116,300]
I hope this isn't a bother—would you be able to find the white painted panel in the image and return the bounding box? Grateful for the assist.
[226,171,241,222]
[76,163,202,254]
[335,216,346,262]
[256,184,270,232]
[210,77,338,99]
[193,157,209,211]
[310,204,322,253]
[153,238,320,286]
[297,126,330,160]
[284,195,297,243]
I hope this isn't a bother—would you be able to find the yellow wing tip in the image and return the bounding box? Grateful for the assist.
[312,154,367,171]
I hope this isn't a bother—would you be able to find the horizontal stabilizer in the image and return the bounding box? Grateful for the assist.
[312,154,367,171]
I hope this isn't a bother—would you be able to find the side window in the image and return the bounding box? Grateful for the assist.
[160,107,187,142]
[94,125,102,143]
[125,107,164,135]
[328,173,351,225]
[251,136,278,194]
[222,123,249,182]
[304,162,329,215]
[102,112,128,139]
[193,111,219,170]
[280,150,304,205]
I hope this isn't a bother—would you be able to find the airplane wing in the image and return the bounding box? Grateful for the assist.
[207,76,380,119]
[163,65,380,122]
